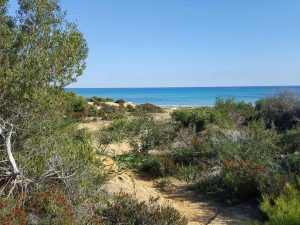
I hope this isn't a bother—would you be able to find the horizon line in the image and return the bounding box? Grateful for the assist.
[66,85,300,89]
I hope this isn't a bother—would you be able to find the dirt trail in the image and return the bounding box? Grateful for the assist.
[101,168,257,225]
[80,116,259,224]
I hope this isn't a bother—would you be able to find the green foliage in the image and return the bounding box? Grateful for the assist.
[102,192,188,225]
[281,153,300,174]
[97,103,127,120]
[215,98,256,126]
[136,103,164,113]
[279,128,300,154]
[89,96,114,104]
[171,107,213,132]
[64,91,89,119]
[173,148,197,165]
[115,99,126,104]
[261,183,300,225]
[137,155,163,177]
[256,92,300,131]
[141,122,177,152]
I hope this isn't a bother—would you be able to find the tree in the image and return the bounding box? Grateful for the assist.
[0,0,88,194]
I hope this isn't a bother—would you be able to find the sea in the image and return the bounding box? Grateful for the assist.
[66,86,300,107]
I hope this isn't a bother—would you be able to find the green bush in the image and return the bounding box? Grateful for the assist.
[115,99,126,104]
[102,192,188,225]
[281,153,300,174]
[64,91,89,118]
[261,182,300,225]
[97,103,126,120]
[136,103,164,113]
[137,155,163,177]
[280,128,300,154]
[171,107,213,132]
[190,123,281,203]
[89,96,114,104]
[173,148,198,165]
[140,122,176,152]
[256,92,300,131]
[98,116,154,145]
[214,98,256,127]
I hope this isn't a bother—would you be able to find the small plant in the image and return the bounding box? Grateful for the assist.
[171,107,213,132]
[102,192,188,225]
[256,92,300,132]
[260,182,300,225]
[176,164,199,183]
[89,96,115,104]
[136,103,164,113]
[141,122,176,152]
[115,99,126,104]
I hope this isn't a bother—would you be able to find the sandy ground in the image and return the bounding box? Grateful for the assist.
[100,169,258,225]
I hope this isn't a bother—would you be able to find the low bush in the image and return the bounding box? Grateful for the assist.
[256,92,300,132]
[89,96,114,104]
[115,99,126,104]
[140,122,177,152]
[279,128,300,154]
[102,192,188,225]
[214,98,256,127]
[97,103,126,120]
[64,92,89,119]
[171,107,213,132]
[136,103,164,113]
[281,153,300,174]
[98,116,154,145]
[25,186,75,224]
[260,182,300,225]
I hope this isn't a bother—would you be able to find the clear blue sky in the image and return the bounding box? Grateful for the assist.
[8,0,300,87]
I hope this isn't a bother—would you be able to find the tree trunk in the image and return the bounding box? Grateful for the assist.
[0,119,20,176]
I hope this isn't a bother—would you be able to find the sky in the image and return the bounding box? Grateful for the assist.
[8,0,300,87]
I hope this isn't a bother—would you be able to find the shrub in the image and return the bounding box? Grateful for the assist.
[214,98,256,127]
[97,103,126,120]
[64,92,89,119]
[256,92,300,131]
[25,187,75,224]
[0,196,26,225]
[137,155,163,177]
[98,116,154,145]
[136,103,164,113]
[171,108,213,132]
[89,96,114,104]
[281,153,300,174]
[102,192,188,225]
[260,182,300,225]
[173,148,198,165]
[192,123,281,203]
[280,128,300,154]
[140,122,177,152]
[218,126,280,203]
[115,99,126,104]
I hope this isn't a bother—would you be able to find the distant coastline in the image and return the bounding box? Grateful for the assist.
[66,86,300,106]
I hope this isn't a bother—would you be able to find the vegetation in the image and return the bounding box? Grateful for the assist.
[136,103,164,113]
[102,192,188,225]
[105,93,300,224]
[1,0,299,224]
[89,96,115,103]
[0,1,181,224]
[115,99,126,104]
[260,182,300,225]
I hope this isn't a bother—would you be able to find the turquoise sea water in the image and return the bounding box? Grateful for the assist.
[66,86,300,106]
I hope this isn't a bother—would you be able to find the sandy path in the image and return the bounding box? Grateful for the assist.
[101,169,258,225]
[80,117,258,224]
